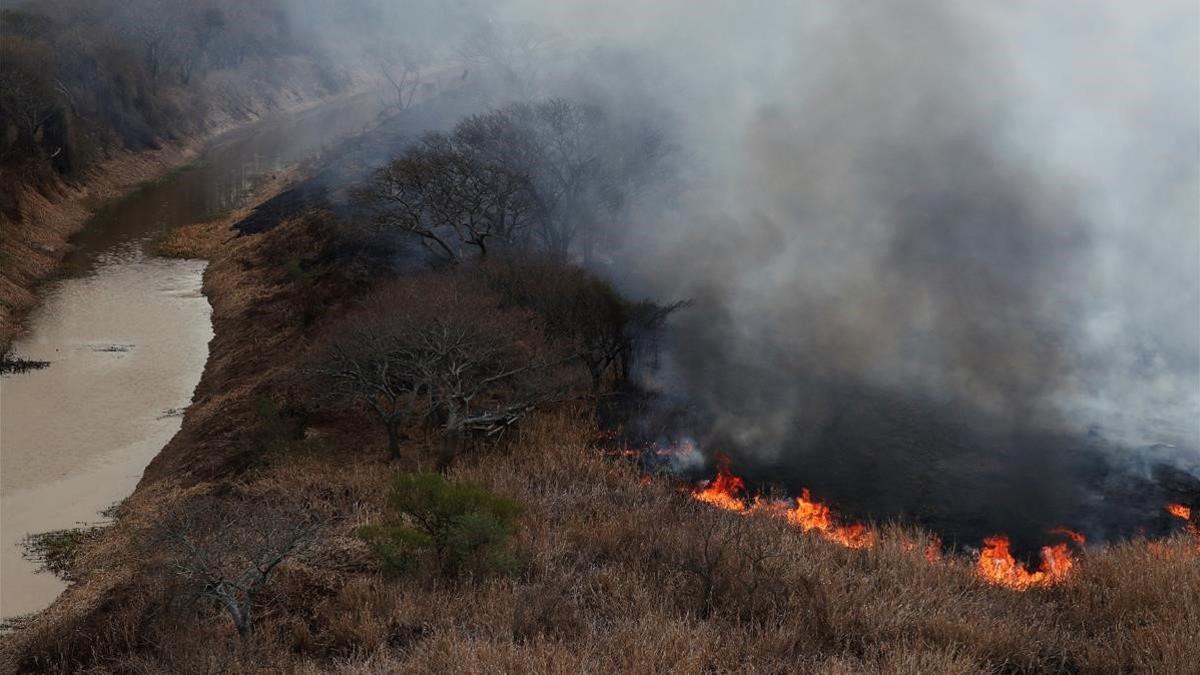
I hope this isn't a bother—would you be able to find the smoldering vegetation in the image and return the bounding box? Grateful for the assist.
[599,1,1200,550]
[434,0,1198,550]
[4,0,1194,579]
[3,0,1198,671]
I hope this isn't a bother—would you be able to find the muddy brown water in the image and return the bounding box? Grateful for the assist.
[0,95,380,620]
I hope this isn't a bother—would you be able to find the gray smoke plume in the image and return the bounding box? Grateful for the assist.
[593,1,1199,466]
[283,0,1199,542]
[628,4,1082,448]
[544,0,1199,543]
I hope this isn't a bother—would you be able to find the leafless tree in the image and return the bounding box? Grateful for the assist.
[354,98,669,263]
[457,19,555,97]
[313,314,429,460]
[353,128,540,265]
[370,45,423,114]
[485,98,671,260]
[518,99,610,256]
[479,260,689,394]
[314,275,580,464]
[132,20,174,90]
[0,39,60,155]
[156,496,323,650]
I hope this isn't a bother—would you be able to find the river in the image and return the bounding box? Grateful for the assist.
[0,94,380,620]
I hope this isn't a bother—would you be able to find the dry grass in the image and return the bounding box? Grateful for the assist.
[7,406,1196,674]
[152,168,305,261]
[153,220,231,259]
[4,207,1196,674]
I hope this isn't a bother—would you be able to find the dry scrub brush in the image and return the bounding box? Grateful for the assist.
[5,405,1199,673]
[310,270,583,465]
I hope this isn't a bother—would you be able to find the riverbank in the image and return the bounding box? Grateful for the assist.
[0,162,312,618]
[2,88,1196,673]
[4,193,1197,673]
[0,84,363,353]
[0,172,352,666]
[0,86,390,630]
[0,142,201,351]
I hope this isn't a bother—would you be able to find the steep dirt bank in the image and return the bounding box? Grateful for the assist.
[142,211,357,486]
[0,175,357,668]
[0,82,362,352]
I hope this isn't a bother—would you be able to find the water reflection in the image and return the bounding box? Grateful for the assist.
[0,94,380,620]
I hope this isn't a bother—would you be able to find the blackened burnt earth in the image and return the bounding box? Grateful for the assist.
[617,382,1199,560]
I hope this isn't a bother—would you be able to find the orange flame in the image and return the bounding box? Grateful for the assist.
[1166,503,1200,549]
[1166,503,1191,520]
[690,458,875,548]
[926,539,943,563]
[901,535,943,562]
[976,530,1083,590]
[1047,527,1086,546]
[692,455,747,512]
[783,489,876,549]
[685,456,1108,588]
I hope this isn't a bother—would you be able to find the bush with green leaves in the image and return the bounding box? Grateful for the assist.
[358,472,523,578]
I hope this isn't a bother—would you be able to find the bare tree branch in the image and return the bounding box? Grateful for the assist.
[155,496,324,650]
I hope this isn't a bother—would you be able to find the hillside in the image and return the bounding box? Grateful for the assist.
[1,3,1197,673]
[2,99,1197,674]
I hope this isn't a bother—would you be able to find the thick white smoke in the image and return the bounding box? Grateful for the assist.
[527,1,1200,465]
[288,0,1199,484]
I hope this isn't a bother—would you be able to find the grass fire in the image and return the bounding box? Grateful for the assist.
[2,1,1195,672]
[684,454,1194,592]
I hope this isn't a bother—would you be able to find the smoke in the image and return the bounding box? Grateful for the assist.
[544,0,1197,542]
[574,1,1198,457]
[282,0,1199,541]
[639,3,1086,442]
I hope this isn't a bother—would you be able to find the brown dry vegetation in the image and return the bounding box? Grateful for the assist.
[152,220,232,260]
[152,170,304,260]
[6,409,1198,673]
[3,211,1198,674]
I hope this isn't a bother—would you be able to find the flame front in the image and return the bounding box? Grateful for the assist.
[692,454,747,512]
[1166,502,1200,547]
[690,459,874,548]
[685,455,1106,590]
[783,489,876,549]
[1166,503,1191,521]
[976,530,1083,590]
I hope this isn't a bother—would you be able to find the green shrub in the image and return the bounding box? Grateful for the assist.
[249,395,322,460]
[357,472,522,578]
[356,524,428,576]
[21,525,106,580]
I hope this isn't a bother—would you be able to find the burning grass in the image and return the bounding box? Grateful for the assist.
[683,455,1194,592]
[5,210,1196,673]
[7,407,1198,673]
[1166,502,1200,547]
